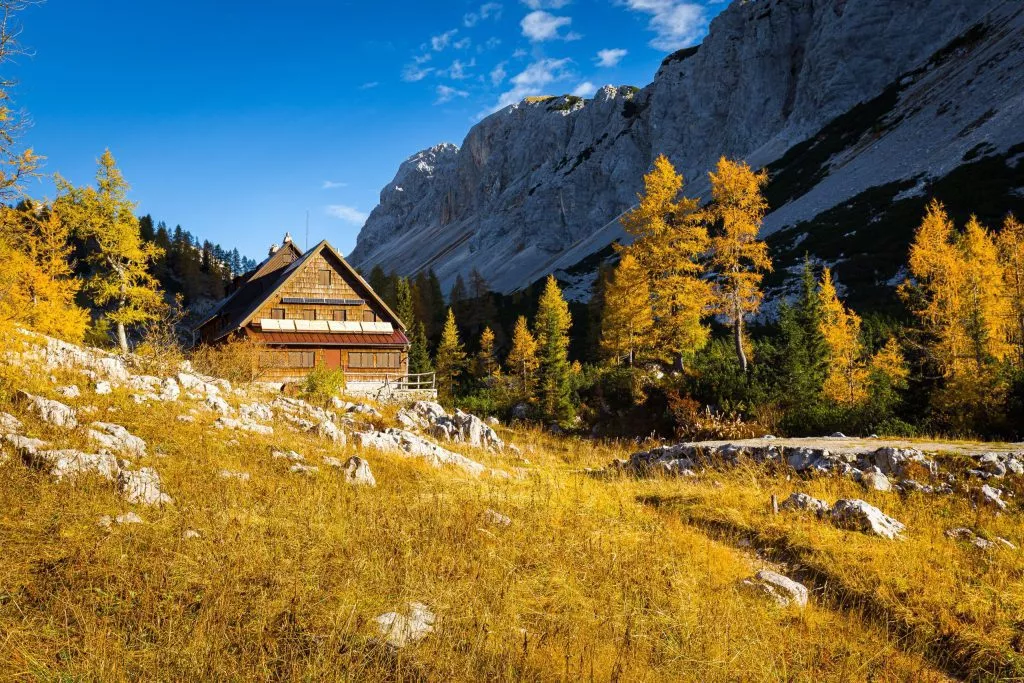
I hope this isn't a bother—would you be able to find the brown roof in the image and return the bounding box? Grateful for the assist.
[247,329,410,347]
[198,239,406,343]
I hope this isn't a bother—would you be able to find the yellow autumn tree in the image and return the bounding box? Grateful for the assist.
[997,214,1024,368]
[817,268,868,405]
[55,150,165,352]
[706,157,773,372]
[601,252,654,365]
[621,154,711,366]
[473,326,499,379]
[506,315,539,403]
[435,308,467,404]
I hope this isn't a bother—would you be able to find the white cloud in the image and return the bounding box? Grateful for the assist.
[359,81,379,89]
[445,58,476,80]
[322,180,348,189]
[490,61,508,86]
[413,53,432,65]
[622,0,706,51]
[402,64,434,82]
[521,10,576,42]
[596,48,628,67]
[326,205,368,225]
[431,29,459,51]
[572,81,597,97]
[466,2,503,25]
[481,57,573,116]
[522,0,571,8]
[454,37,472,50]
[436,84,470,104]
[464,12,479,27]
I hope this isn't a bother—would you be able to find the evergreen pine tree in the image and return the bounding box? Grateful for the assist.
[408,321,433,376]
[395,276,415,329]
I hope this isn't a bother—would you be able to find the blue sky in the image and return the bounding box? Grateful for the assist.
[16,0,727,263]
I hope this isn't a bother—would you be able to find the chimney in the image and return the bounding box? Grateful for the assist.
[283,232,293,244]
[268,243,279,256]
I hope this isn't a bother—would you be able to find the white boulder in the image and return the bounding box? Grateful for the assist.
[742,569,809,608]
[16,391,78,429]
[830,499,906,540]
[375,602,437,649]
[118,467,173,506]
[88,422,147,457]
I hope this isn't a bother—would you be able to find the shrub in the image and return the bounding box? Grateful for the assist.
[300,366,346,407]
[190,336,268,384]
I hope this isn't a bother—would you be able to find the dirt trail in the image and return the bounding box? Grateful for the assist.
[689,435,1022,456]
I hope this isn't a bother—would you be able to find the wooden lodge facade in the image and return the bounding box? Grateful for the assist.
[196,235,411,386]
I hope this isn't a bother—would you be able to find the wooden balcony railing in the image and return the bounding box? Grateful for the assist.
[345,371,436,391]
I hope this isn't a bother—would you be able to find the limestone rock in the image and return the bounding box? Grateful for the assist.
[742,570,809,608]
[272,449,305,462]
[289,463,319,475]
[482,509,512,527]
[780,492,830,516]
[979,484,1008,512]
[94,381,113,395]
[314,419,345,444]
[215,417,273,435]
[56,385,81,399]
[118,467,172,506]
[16,391,78,429]
[375,602,437,648]
[219,469,251,482]
[861,468,892,492]
[830,499,906,540]
[0,412,23,433]
[30,449,120,482]
[339,456,376,486]
[355,428,492,477]
[88,422,147,456]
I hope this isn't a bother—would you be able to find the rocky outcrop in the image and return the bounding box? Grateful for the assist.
[15,391,78,429]
[396,401,504,450]
[350,0,1023,297]
[742,570,809,608]
[355,427,497,477]
[831,499,906,540]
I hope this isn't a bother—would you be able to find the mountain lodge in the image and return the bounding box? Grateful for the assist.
[196,235,416,391]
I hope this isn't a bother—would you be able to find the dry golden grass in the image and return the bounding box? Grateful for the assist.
[0,340,966,680]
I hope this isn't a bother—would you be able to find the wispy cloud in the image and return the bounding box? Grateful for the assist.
[596,48,627,67]
[521,10,578,41]
[322,180,348,189]
[454,37,472,49]
[402,64,434,82]
[465,2,503,26]
[622,0,706,51]
[436,84,470,104]
[359,81,379,90]
[431,28,459,51]
[522,0,571,8]
[481,57,573,116]
[326,205,368,225]
[490,61,508,86]
[572,81,597,97]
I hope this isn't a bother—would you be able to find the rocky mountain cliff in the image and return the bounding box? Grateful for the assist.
[350,0,1024,306]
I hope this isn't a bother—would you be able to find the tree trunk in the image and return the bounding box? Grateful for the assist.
[116,321,129,353]
[734,297,748,373]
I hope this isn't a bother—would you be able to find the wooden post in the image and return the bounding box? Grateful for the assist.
[771,494,779,516]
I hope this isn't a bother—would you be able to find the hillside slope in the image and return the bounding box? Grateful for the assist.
[350,0,1024,303]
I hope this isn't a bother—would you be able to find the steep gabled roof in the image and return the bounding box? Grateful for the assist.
[201,239,406,343]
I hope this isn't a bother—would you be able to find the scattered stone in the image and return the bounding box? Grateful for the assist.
[997,537,1017,550]
[116,512,144,525]
[88,422,147,456]
[830,499,906,539]
[176,414,196,423]
[205,395,233,416]
[240,402,274,422]
[159,377,181,402]
[15,391,78,429]
[28,449,120,482]
[56,385,81,399]
[375,602,437,649]
[861,468,892,492]
[314,419,345,444]
[872,447,935,477]
[485,416,500,427]
[779,492,831,516]
[118,467,172,506]
[946,527,995,549]
[978,484,1008,512]
[356,428,493,477]
[0,412,23,433]
[482,509,512,527]
[215,417,273,435]
[289,463,319,475]
[218,469,250,482]
[2,434,49,461]
[742,570,809,608]
[272,449,305,462]
[182,529,202,540]
[94,381,113,395]
[339,456,376,486]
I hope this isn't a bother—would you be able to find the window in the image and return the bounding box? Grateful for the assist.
[380,352,401,368]
[348,351,375,369]
[362,310,377,323]
[288,351,316,368]
[270,308,286,320]
[318,270,332,286]
[302,309,316,320]
[332,310,347,322]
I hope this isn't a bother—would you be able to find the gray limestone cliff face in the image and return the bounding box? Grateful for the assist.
[350,0,1018,295]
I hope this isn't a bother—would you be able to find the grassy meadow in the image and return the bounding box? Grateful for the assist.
[1,334,1020,680]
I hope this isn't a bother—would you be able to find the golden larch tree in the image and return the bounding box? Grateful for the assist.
[620,154,711,366]
[435,308,467,404]
[600,251,654,365]
[506,315,539,402]
[959,216,1012,369]
[474,326,499,379]
[818,268,868,405]
[706,157,773,372]
[55,150,164,352]
[997,214,1024,367]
